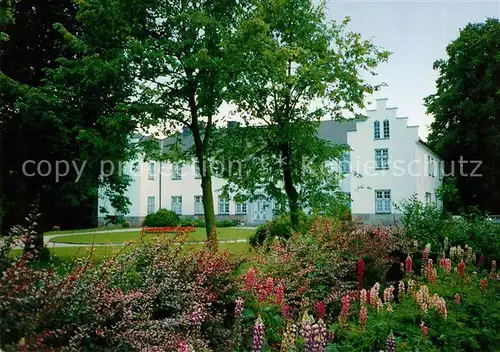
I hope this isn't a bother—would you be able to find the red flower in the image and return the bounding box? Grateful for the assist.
[275,283,285,306]
[480,279,488,290]
[315,301,326,320]
[357,259,365,289]
[405,255,413,273]
[245,267,256,290]
[458,260,466,277]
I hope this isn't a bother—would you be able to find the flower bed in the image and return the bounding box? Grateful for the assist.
[140,226,196,234]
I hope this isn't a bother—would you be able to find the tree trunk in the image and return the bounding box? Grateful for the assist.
[280,142,300,230]
[201,174,217,249]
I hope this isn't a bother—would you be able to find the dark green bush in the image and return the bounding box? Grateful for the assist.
[180,218,205,227]
[215,219,239,227]
[142,209,180,227]
[249,212,312,247]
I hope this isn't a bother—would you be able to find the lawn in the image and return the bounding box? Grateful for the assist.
[44,227,140,236]
[49,227,254,244]
[10,241,252,263]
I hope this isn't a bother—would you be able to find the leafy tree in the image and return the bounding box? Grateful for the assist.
[125,0,249,244]
[0,0,139,236]
[218,0,389,229]
[425,18,500,214]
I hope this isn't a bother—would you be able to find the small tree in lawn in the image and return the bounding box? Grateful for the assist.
[220,0,389,229]
[128,0,250,244]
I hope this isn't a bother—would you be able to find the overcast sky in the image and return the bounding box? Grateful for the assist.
[324,0,499,139]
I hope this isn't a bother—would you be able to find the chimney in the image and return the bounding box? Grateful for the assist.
[376,98,388,111]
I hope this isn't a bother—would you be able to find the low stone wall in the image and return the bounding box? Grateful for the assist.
[352,213,402,225]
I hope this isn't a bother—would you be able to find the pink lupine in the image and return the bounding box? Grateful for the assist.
[246,267,256,290]
[454,293,461,305]
[420,321,429,336]
[422,244,431,275]
[177,341,190,352]
[315,301,326,320]
[359,304,367,328]
[398,281,405,296]
[458,260,466,277]
[275,282,285,306]
[281,304,291,320]
[416,285,429,313]
[265,276,274,296]
[257,282,268,303]
[480,279,488,290]
[251,316,265,352]
[369,283,380,307]
[359,289,367,305]
[440,258,451,273]
[235,297,244,317]
[357,259,365,289]
[405,255,413,273]
[383,286,394,312]
[339,295,350,324]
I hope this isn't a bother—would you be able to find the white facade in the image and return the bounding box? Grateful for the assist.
[98,98,443,226]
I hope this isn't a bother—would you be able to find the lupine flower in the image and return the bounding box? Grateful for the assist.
[386,331,396,352]
[430,294,447,319]
[246,267,256,290]
[177,341,190,352]
[398,281,405,297]
[251,315,265,352]
[450,246,456,261]
[265,276,274,296]
[440,258,452,273]
[465,245,474,264]
[458,260,466,277]
[489,260,497,279]
[405,255,413,273]
[275,282,285,305]
[420,321,429,336]
[359,304,368,328]
[304,319,328,352]
[454,293,461,305]
[416,285,429,313]
[315,301,326,320]
[429,268,437,284]
[422,244,431,276]
[300,311,314,338]
[357,259,365,289]
[407,279,416,294]
[480,279,488,290]
[257,282,268,303]
[281,304,291,320]
[235,297,244,317]
[339,295,350,324]
[359,289,367,305]
[383,286,394,312]
[280,322,297,352]
[369,283,381,307]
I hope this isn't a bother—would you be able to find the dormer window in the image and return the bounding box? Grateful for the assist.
[383,120,390,138]
[374,121,380,139]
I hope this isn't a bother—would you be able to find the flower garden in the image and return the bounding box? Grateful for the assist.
[1,217,499,351]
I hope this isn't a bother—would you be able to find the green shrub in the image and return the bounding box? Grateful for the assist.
[121,221,130,228]
[215,219,239,227]
[180,217,205,227]
[249,212,313,247]
[142,209,180,227]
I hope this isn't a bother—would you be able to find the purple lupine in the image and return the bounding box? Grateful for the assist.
[251,315,265,352]
[234,297,244,317]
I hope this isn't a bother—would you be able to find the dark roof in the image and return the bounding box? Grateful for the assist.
[417,138,442,158]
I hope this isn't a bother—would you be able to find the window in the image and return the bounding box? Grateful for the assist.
[172,163,182,180]
[235,201,247,214]
[373,121,380,139]
[383,120,390,138]
[194,196,203,215]
[147,196,155,214]
[375,190,391,214]
[218,196,230,214]
[171,196,182,215]
[427,156,433,176]
[148,162,155,180]
[375,149,389,169]
[341,152,350,173]
[425,192,432,204]
[195,163,201,179]
[431,157,435,177]
[438,162,443,180]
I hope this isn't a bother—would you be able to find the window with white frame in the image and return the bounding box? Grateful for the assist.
[438,162,443,180]
[375,190,391,213]
[425,192,432,204]
[195,162,201,179]
[341,152,350,173]
[375,149,389,169]
[428,156,432,176]
[171,196,182,215]
[147,196,155,214]
[431,157,435,177]
[235,201,247,214]
[383,120,390,138]
[373,121,380,139]
[218,196,230,214]
[148,162,155,180]
[172,163,182,180]
[194,196,203,214]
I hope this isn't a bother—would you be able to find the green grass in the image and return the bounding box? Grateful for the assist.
[10,241,252,264]
[49,228,253,244]
[44,227,139,236]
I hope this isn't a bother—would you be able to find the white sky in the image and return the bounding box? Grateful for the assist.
[325,0,499,139]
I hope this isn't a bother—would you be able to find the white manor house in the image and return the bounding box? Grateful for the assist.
[98,98,443,226]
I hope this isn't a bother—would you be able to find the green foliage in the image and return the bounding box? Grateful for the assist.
[180,217,206,228]
[142,209,180,227]
[215,0,389,229]
[215,219,240,228]
[425,18,500,214]
[249,212,312,247]
[398,196,500,260]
